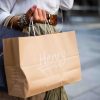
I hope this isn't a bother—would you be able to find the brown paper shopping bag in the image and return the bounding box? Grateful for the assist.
[3,31,81,98]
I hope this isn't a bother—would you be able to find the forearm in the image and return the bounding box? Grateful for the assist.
[7,16,21,30]
[4,6,36,30]
[6,15,29,31]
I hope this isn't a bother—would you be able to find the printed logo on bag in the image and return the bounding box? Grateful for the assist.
[39,51,70,67]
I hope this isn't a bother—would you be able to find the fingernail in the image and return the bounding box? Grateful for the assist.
[31,5,37,11]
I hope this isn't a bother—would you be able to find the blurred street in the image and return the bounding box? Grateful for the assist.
[60,16,100,100]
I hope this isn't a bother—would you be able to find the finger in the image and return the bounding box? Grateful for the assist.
[26,6,37,21]
[34,8,40,21]
[38,8,44,21]
[31,5,37,14]
[26,8,33,18]
[26,9,33,22]
[42,10,47,21]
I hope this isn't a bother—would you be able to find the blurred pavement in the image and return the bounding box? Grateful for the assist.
[60,16,100,100]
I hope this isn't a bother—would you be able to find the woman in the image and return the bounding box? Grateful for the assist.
[0,0,74,100]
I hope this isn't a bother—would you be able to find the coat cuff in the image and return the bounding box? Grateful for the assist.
[0,12,11,25]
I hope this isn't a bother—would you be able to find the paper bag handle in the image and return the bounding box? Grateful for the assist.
[28,17,36,36]
[44,19,53,34]
[28,17,54,36]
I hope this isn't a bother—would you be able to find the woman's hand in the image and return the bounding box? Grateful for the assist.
[26,6,47,23]
[7,6,47,30]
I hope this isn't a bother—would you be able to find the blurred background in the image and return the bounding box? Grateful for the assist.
[58,0,100,100]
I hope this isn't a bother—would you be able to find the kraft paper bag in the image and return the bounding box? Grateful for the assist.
[3,31,81,98]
